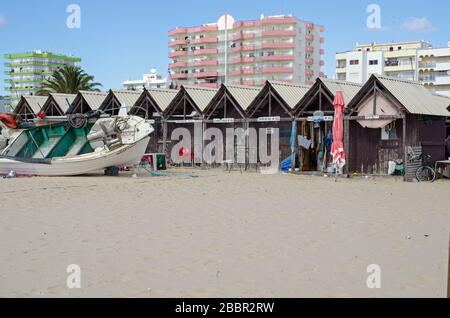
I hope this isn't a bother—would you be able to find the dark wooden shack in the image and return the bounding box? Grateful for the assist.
[13,96,48,121]
[40,93,76,117]
[163,85,218,165]
[345,75,450,180]
[294,78,362,172]
[99,90,141,116]
[67,91,108,115]
[246,81,309,167]
[202,84,261,166]
[129,88,178,153]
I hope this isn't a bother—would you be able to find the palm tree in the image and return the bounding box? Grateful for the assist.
[37,65,102,96]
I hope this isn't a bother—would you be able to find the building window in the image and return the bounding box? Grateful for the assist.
[369,60,379,65]
[389,47,394,52]
[349,60,360,65]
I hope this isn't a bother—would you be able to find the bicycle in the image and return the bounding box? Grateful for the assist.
[407,149,436,182]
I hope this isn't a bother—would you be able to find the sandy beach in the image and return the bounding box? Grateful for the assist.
[0,169,448,298]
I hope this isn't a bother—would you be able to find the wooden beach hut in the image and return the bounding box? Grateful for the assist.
[202,84,262,166]
[345,75,450,179]
[13,96,48,121]
[129,88,178,153]
[163,85,218,165]
[40,93,76,117]
[67,91,108,115]
[245,81,310,167]
[294,78,362,172]
[99,90,142,116]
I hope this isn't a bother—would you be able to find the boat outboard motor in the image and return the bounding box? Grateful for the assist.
[87,118,123,150]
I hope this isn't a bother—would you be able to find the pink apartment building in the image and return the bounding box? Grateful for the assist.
[168,14,325,88]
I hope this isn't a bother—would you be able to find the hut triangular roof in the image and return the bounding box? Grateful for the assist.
[145,88,179,111]
[348,75,450,117]
[78,91,108,110]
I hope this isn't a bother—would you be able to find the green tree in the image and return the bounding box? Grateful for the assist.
[37,65,102,96]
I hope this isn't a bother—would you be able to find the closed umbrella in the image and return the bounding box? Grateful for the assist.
[331,91,346,173]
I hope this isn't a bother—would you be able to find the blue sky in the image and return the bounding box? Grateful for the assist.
[0,0,449,95]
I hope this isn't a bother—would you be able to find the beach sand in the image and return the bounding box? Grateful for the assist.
[0,169,449,298]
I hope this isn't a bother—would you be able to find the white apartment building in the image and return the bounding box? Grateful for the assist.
[122,69,168,91]
[336,41,432,83]
[418,41,450,98]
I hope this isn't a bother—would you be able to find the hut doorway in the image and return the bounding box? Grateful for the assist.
[298,115,334,172]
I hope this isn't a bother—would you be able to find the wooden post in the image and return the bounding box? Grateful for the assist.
[291,119,296,173]
[344,118,350,175]
[162,119,168,161]
[447,233,450,298]
[403,115,407,182]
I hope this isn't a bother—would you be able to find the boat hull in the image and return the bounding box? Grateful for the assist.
[0,136,149,176]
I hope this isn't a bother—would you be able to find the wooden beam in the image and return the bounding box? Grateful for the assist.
[345,115,404,121]
[403,116,407,182]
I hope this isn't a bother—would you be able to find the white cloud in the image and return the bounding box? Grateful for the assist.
[0,15,7,27]
[402,17,434,33]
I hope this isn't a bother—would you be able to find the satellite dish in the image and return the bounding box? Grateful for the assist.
[217,13,235,30]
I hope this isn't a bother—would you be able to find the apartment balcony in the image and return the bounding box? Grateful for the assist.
[194,71,218,79]
[305,46,314,53]
[232,57,256,64]
[233,20,262,29]
[262,55,294,62]
[169,51,187,58]
[305,34,314,41]
[305,70,314,77]
[435,75,450,85]
[262,30,296,37]
[193,60,218,67]
[319,26,325,33]
[196,82,219,88]
[171,73,188,80]
[320,60,325,66]
[261,17,297,25]
[233,33,256,40]
[238,81,257,86]
[194,48,218,56]
[319,72,325,78]
[320,37,325,43]
[169,39,188,47]
[306,23,314,30]
[305,58,314,65]
[320,49,325,55]
[262,42,295,49]
[419,62,436,69]
[169,61,187,68]
[168,28,187,36]
[232,45,256,53]
[232,69,256,76]
[192,37,219,44]
[262,67,294,74]
[187,25,218,33]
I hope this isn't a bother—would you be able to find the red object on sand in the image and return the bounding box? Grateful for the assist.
[331,91,346,169]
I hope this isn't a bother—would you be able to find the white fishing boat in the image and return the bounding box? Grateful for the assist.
[0,115,153,176]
